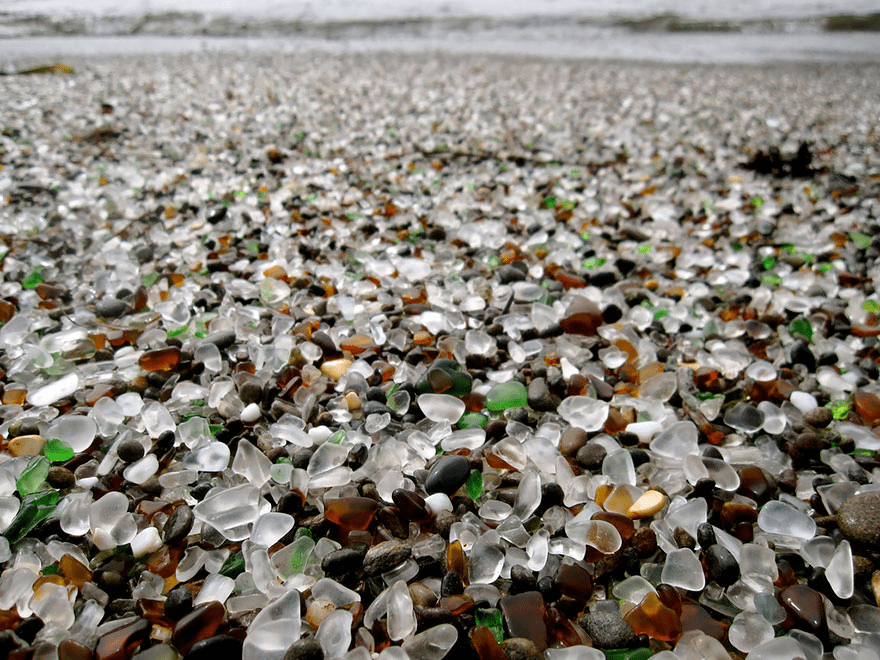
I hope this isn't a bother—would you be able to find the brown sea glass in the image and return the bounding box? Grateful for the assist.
[471,625,507,660]
[853,391,880,425]
[447,540,468,585]
[59,639,94,660]
[680,602,727,642]
[559,297,603,337]
[780,584,826,634]
[95,617,151,660]
[171,601,225,655]
[554,563,593,602]
[139,348,182,372]
[499,591,549,651]
[623,592,682,643]
[324,497,380,531]
[391,489,433,524]
[59,554,92,589]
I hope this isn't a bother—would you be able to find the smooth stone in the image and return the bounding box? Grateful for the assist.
[626,490,666,519]
[837,490,880,546]
[499,638,542,660]
[578,611,638,650]
[425,455,470,495]
[204,330,236,350]
[321,548,366,577]
[281,639,324,660]
[186,635,242,660]
[363,540,411,576]
[417,393,466,424]
[526,378,558,412]
[803,406,833,428]
[96,298,129,318]
[8,434,45,457]
[117,438,146,463]
[164,505,194,545]
[705,544,740,587]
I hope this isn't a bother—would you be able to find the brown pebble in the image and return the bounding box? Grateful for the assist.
[627,490,667,519]
[558,427,587,457]
[47,466,75,489]
[631,527,657,556]
[8,434,45,456]
[803,406,833,428]
[838,490,880,546]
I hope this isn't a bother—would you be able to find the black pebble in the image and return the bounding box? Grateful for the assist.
[282,639,325,660]
[165,587,194,620]
[705,543,740,586]
[441,570,464,596]
[425,455,470,495]
[164,504,195,545]
[186,635,242,660]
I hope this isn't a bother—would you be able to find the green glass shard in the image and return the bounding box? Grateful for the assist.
[219,551,245,578]
[16,456,50,496]
[22,266,43,290]
[458,412,488,429]
[831,400,850,420]
[4,490,59,544]
[44,439,74,462]
[789,317,813,342]
[466,469,483,500]
[475,608,504,643]
[851,232,872,249]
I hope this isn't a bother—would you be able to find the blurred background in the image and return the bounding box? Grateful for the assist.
[1,0,879,63]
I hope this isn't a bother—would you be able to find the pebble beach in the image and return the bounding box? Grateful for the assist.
[1,49,880,660]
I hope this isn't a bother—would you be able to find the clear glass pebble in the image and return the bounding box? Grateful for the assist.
[682,454,740,491]
[650,421,699,460]
[723,402,764,434]
[826,540,854,599]
[316,609,353,659]
[386,579,417,641]
[603,449,636,486]
[661,548,705,591]
[400,623,458,660]
[728,611,775,653]
[417,394,465,424]
[757,500,816,540]
[557,396,609,432]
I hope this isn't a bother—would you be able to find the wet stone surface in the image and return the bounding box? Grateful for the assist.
[0,49,879,660]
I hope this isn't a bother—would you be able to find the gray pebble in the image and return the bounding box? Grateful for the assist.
[164,504,194,545]
[116,438,146,463]
[363,540,412,576]
[837,490,880,546]
[578,610,638,650]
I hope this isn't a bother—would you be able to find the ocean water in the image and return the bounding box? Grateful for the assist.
[1,0,879,64]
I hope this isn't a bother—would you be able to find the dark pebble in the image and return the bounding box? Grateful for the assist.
[526,377,558,412]
[321,547,366,577]
[96,298,129,319]
[203,329,237,350]
[673,527,696,549]
[47,466,75,489]
[705,544,740,586]
[803,406,833,428]
[510,564,537,594]
[425,455,470,495]
[185,635,242,660]
[282,639,324,660]
[164,587,193,620]
[116,438,146,463]
[164,504,195,545]
[363,540,411,576]
[576,443,607,471]
[696,522,717,549]
[578,611,638,650]
[558,427,587,457]
[497,265,526,284]
[631,527,657,556]
[441,570,464,596]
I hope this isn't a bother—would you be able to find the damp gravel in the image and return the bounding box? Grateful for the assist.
[1,50,880,660]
